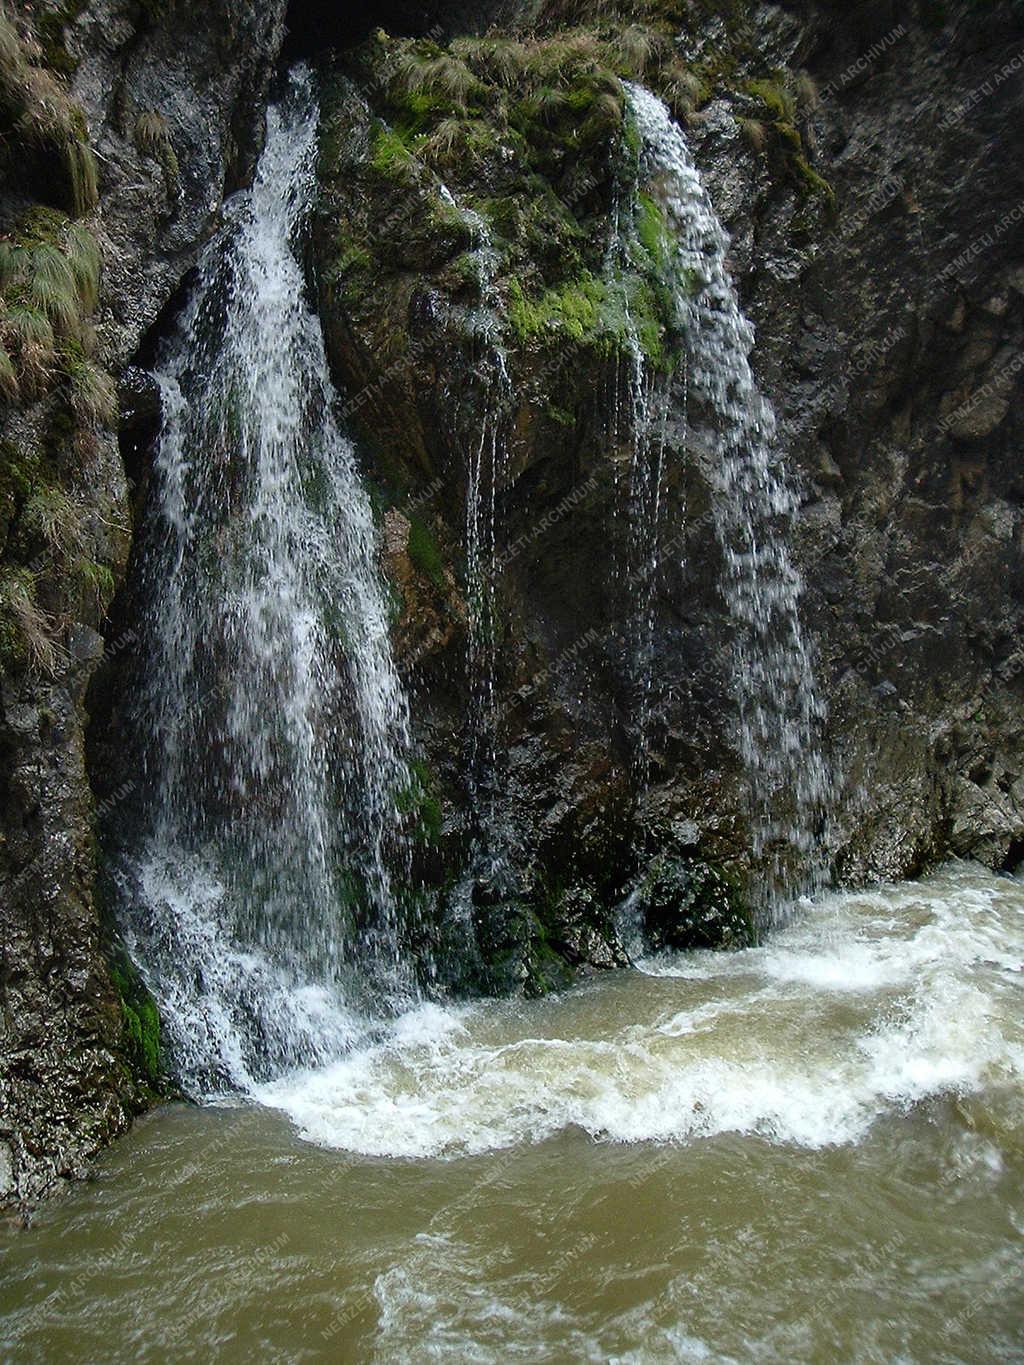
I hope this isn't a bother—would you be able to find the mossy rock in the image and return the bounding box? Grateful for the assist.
[396,756,444,847]
[406,516,447,591]
[107,951,163,1091]
[522,910,576,998]
[636,855,754,951]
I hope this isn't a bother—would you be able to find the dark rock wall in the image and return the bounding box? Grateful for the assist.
[311,0,1024,979]
[692,0,1024,882]
[0,0,286,1210]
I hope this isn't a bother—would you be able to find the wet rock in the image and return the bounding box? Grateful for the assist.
[635,856,754,953]
[311,0,1024,975]
[0,0,287,1211]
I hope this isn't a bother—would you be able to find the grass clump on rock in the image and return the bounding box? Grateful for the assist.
[0,6,99,215]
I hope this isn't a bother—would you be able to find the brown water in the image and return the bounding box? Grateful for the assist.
[2,864,1022,1362]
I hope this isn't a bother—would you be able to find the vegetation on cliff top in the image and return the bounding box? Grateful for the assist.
[323,7,832,388]
[326,28,695,370]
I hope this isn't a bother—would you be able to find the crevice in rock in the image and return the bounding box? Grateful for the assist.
[1001,837,1024,874]
[280,0,503,59]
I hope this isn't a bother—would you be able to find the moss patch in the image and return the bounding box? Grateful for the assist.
[108,952,162,1089]
[396,757,443,846]
[407,516,446,590]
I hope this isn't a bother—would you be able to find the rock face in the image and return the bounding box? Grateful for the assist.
[310,0,1024,985]
[2,0,1022,1204]
[0,0,286,1210]
[691,0,1024,885]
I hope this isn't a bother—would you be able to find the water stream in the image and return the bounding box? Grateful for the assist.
[459,204,511,830]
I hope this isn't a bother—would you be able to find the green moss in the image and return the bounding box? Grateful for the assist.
[425,192,471,247]
[474,186,585,285]
[0,617,22,671]
[622,110,643,158]
[790,153,837,211]
[328,235,376,313]
[370,124,417,180]
[523,911,575,998]
[396,757,443,846]
[636,192,672,271]
[443,251,486,295]
[744,76,796,123]
[0,342,15,399]
[506,268,670,370]
[320,596,352,651]
[730,78,836,210]
[108,953,162,1088]
[546,402,575,427]
[624,277,669,369]
[507,272,604,344]
[75,557,115,609]
[334,239,372,275]
[407,516,446,590]
[0,439,42,513]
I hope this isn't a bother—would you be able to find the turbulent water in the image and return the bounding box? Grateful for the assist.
[627,85,831,904]
[112,68,412,1091]
[2,864,1021,1361]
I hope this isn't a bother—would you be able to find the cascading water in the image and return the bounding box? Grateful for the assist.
[113,67,413,1091]
[436,190,519,931]
[626,84,831,908]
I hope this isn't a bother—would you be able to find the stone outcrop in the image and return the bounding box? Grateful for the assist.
[310,0,1024,985]
[0,0,286,1210]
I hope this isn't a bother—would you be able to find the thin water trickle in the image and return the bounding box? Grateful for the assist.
[443,191,517,908]
[111,67,413,1092]
[602,174,670,802]
[626,84,833,910]
[460,204,512,821]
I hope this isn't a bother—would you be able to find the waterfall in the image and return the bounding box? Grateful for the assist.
[625,85,831,906]
[113,67,413,1092]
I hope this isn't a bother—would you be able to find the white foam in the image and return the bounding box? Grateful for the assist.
[255,864,1023,1159]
